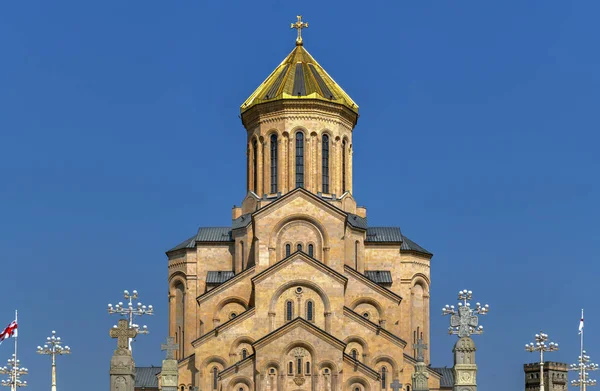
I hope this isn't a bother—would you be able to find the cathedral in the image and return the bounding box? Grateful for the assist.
[165,17,449,391]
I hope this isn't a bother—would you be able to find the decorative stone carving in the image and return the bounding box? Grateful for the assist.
[160,336,179,391]
[109,320,137,391]
[453,337,477,391]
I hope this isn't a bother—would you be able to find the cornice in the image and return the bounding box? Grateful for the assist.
[219,354,255,378]
[196,266,256,304]
[344,265,403,304]
[253,317,346,351]
[343,353,380,380]
[343,307,407,348]
[192,308,256,348]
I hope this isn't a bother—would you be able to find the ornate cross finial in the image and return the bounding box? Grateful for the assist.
[161,336,179,360]
[414,337,428,362]
[442,289,489,338]
[290,15,308,46]
[390,379,403,391]
[110,319,138,350]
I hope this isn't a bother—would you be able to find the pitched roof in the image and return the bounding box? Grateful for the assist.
[365,227,432,255]
[348,214,368,230]
[206,271,235,284]
[432,367,454,388]
[364,270,393,285]
[167,227,233,252]
[240,44,358,115]
[135,367,160,388]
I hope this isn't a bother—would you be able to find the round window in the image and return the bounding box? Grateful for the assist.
[230,312,237,319]
[296,287,303,294]
[362,312,369,319]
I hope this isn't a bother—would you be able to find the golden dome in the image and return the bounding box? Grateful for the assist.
[240,44,359,115]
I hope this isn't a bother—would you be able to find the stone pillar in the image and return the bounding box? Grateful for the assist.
[109,319,137,391]
[453,337,477,391]
[412,361,429,391]
[161,337,179,391]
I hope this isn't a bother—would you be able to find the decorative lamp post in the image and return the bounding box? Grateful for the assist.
[107,289,153,351]
[37,330,71,391]
[570,351,598,391]
[525,332,559,391]
[0,355,28,391]
[442,289,489,391]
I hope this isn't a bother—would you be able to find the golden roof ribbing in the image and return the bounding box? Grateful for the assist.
[240,44,359,114]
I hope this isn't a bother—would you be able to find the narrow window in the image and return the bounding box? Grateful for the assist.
[351,349,358,361]
[381,366,387,389]
[240,241,245,270]
[288,362,293,375]
[239,388,243,391]
[253,139,258,192]
[308,244,314,257]
[354,241,359,269]
[212,367,218,390]
[285,244,291,257]
[270,134,278,193]
[342,140,347,192]
[355,388,360,391]
[297,243,302,252]
[306,361,311,374]
[286,300,293,321]
[242,348,248,359]
[322,134,329,193]
[295,132,304,188]
[297,358,302,374]
[406,386,411,391]
[306,301,314,321]
[181,386,185,391]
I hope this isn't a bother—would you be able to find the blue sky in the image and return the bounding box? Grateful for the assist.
[1,2,599,391]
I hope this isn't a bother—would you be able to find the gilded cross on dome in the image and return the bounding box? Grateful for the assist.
[291,15,308,46]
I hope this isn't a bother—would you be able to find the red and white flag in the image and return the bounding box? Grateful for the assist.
[579,309,584,334]
[0,320,17,344]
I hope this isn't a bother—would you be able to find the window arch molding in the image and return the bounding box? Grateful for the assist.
[227,377,253,391]
[344,335,370,358]
[270,280,331,332]
[349,297,386,320]
[228,336,255,359]
[372,355,399,379]
[271,215,328,262]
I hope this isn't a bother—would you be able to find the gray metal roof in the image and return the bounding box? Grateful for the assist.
[432,367,454,388]
[364,270,393,285]
[365,227,403,242]
[206,271,235,284]
[347,214,368,230]
[232,214,251,230]
[135,367,160,388]
[401,236,432,255]
[167,227,233,252]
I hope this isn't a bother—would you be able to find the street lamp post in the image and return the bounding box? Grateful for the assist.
[570,351,598,391]
[108,289,153,351]
[0,355,28,391]
[525,332,559,391]
[37,330,71,391]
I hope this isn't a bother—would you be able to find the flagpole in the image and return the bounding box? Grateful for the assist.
[12,310,17,391]
[582,309,586,391]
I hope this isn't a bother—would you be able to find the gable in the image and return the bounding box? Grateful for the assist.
[253,318,346,352]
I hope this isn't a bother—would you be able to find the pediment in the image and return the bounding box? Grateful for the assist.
[253,187,347,222]
[253,318,346,352]
[251,251,347,286]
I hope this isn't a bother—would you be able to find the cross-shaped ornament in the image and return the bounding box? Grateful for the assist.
[110,319,138,349]
[450,306,479,338]
[414,337,428,362]
[290,15,308,46]
[390,379,403,391]
[161,336,179,360]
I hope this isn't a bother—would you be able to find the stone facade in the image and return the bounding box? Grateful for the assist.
[166,39,440,391]
[524,362,568,391]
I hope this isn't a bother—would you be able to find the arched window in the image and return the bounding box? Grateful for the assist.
[253,139,258,193]
[297,358,302,374]
[355,388,360,391]
[351,349,358,360]
[342,140,347,192]
[295,132,304,188]
[354,241,359,269]
[288,362,293,375]
[285,244,291,257]
[242,348,248,359]
[239,388,243,391]
[306,361,311,374]
[270,134,278,193]
[381,366,387,389]
[286,300,294,321]
[297,243,302,252]
[322,134,329,193]
[212,367,218,390]
[181,386,185,391]
[306,301,314,321]
[406,385,411,391]
[308,244,314,257]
